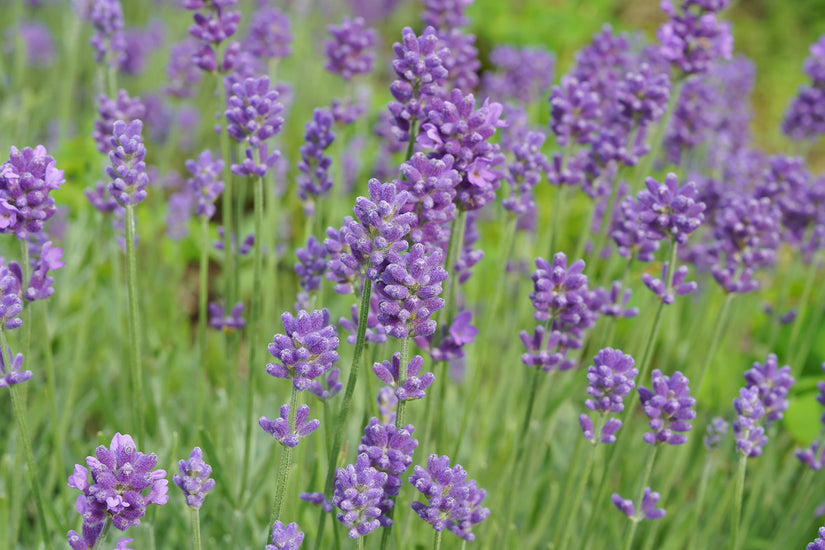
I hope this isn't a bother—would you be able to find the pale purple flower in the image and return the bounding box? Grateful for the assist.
[173,447,215,509]
[266,521,304,550]
[0,347,31,387]
[611,487,666,520]
[743,354,794,425]
[373,353,435,401]
[333,453,388,538]
[0,144,65,239]
[642,262,698,305]
[324,17,376,80]
[733,386,768,458]
[638,369,696,445]
[259,404,320,448]
[266,309,339,391]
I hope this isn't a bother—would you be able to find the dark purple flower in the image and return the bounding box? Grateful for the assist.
[519,325,574,371]
[89,0,126,66]
[374,244,448,339]
[808,526,825,550]
[657,0,733,75]
[266,521,304,550]
[93,90,145,155]
[333,453,388,538]
[529,253,587,324]
[635,173,705,244]
[25,241,64,302]
[703,417,727,450]
[638,369,696,445]
[106,120,149,207]
[610,193,661,262]
[642,262,698,305]
[0,145,65,240]
[0,260,22,330]
[0,347,31,387]
[388,26,449,143]
[743,354,794,425]
[244,6,292,61]
[66,432,168,543]
[733,386,768,458]
[225,76,284,177]
[420,0,472,30]
[208,301,245,332]
[409,454,489,541]
[260,403,320,448]
[415,309,478,363]
[172,447,215,509]
[294,236,328,293]
[549,76,602,147]
[373,353,435,401]
[482,45,555,105]
[398,153,460,242]
[266,309,339,391]
[616,63,671,126]
[186,150,224,219]
[584,348,638,414]
[611,487,666,521]
[296,108,336,213]
[783,85,825,142]
[307,368,341,402]
[359,418,418,524]
[324,17,376,80]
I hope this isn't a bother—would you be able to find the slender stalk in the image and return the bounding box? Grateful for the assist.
[636,243,677,386]
[216,67,235,305]
[695,293,734,398]
[356,536,366,550]
[241,176,265,497]
[91,517,112,550]
[433,530,442,550]
[39,300,62,484]
[635,80,683,186]
[789,253,821,371]
[404,120,419,161]
[271,385,299,526]
[192,508,202,550]
[4,329,49,545]
[557,442,597,550]
[686,453,715,550]
[124,204,145,445]
[198,215,210,424]
[732,454,748,550]
[19,241,30,364]
[395,336,411,428]
[623,445,659,550]
[313,279,373,550]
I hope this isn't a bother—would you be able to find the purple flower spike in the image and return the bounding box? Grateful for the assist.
[518,325,574,371]
[703,417,728,450]
[297,108,336,212]
[324,17,376,80]
[0,347,31,387]
[415,309,478,363]
[797,442,825,471]
[482,45,555,105]
[808,526,825,550]
[266,521,304,550]
[173,447,216,509]
[421,0,472,30]
[106,120,150,207]
[375,244,449,339]
[186,150,224,219]
[339,296,388,345]
[743,354,794,425]
[529,253,590,326]
[208,301,245,332]
[299,491,333,513]
[67,432,168,545]
[590,281,639,318]
[635,173,705,244]
[333,453,388,538]
[244,6,292,61]
[373,353,435,401]
[307,368,342,402]
[733,387,768,457]
[294,236,328,293]
[359,418,418,523]
[259,403,320,448]
[0,260,23,330]
[398,153,460,239]
[549,76,602,147]
[616,63,671,126]
[585,348,638,414]
[611,194,661,262]
[25,241,64,302]
[266,309,339,391]
[89,0,126,67]
[657,0,732,75]
[409,454,489,541]
[225,76,284,177]
[93,90,145,155]
[638,369,696,445]
[611,488,666,521]
[642,262,698,305]
[0,144,65,239]
[388,26,449,143]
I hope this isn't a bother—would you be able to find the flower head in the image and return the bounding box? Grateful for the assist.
[333,453,388,538]
[259,404,320,448]
[324,17,376,80]
[733,386,768,457]
[637,370,696,445]
[635,173,705,244]
[225,76,284,177]
[266,309,339,390]
[0,144,65,239]
[172,447,215,509]
[266,521,305,550]
[0,347,31,387]
[186,150,224,219]
[106,120,149,207]
[743,353,794,425]
[611,487,666,521]
[373,353,435,401]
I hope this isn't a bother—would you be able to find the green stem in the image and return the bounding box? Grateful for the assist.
[3,330,49,546]
[216,68,234,305]
[313,278,373,550]
[395,336,411,428]
[732,454,748,550]
[404,120,419,161]
[636,243,677,385]
[198,215,209,424]
[356,536,366,550]
[623,445,659,550]
[20,241,30,366]
[557,442,597,550]
[271,385,299,527]
[433,529,442,550]
[696,293,734,398]
[686,453,715,550]
[789,253,821,372]
[241,176,265,498]
[635,80,683,186]
[192,508,202,550]
[124,204,145,445]
[91,517,112,550]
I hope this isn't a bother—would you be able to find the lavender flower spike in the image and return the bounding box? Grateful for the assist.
[733,387,768,458]
[580,348,638,444]
[225,76,285,177]
[259,403,320,448]
[173,447,215,509]
[333,453,388,538]
[611,487,666,521]
[409,454,489,541]
[0,144,65,239]
[324,17,376,80]
[208,301,245,332]
[637,369,696,445]
[186,150,224,219]
[26,241,65,302]
[808,526,825,550]
[0,347,31,387]
[106,120,150,207]
[635,173,705,244]
[642,262,698,305]
[373,353,435,401]
[266,521,305,550]
[743,353,794,425]
[67,432,168,545]
[266,308,340,391]
[0,260,23,330]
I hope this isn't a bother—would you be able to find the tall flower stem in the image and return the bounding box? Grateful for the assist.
[432,530,442,550]
[314,278,373,550]
[636,242,677,386]
[789,253,821,372]
[695,292,734,398]
[271,385,299,527]
[198,215,210,423]
[124,204,145,445]
[404,120,419,161]
[356,536,366,550]
[635,80,683,186]
[241,176,265,498]
[732,454,748,550]
[91,517,112,550]
[215,68,235,306]
[686,454,715,550]
[192,508,202,550]
[557,441,597,550]
[395,336,411,428]
[2,330,49,546]
[623,445,659,550]
[19,241,30,363]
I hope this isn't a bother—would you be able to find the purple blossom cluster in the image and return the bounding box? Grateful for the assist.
[332,453,387,538]
[324,17,376,80]
[225,76,285,177]
[266,308,339,391]
[67,433,168,548]
[611,487,666,521]
[259,403,320,448]
[373,353,435,401]
[733,386,768,458]
[208,301,245,332]
[266,521,305,550]
[88,0,126,66]
[186,150,224,219]
[0,145,65,239]
[243,5,292,61]
[784,34,825,141]
[579,348,638,444]
[172,447,215,509]
[657,0,733,75]
[743,354,794,425]
[638,370,696,445]
[297,108,336,213]
[409,454,489,541]
[482,45,555,105]
[294,236,328,293]
[106,120,150,207]
[184,0,242,73]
